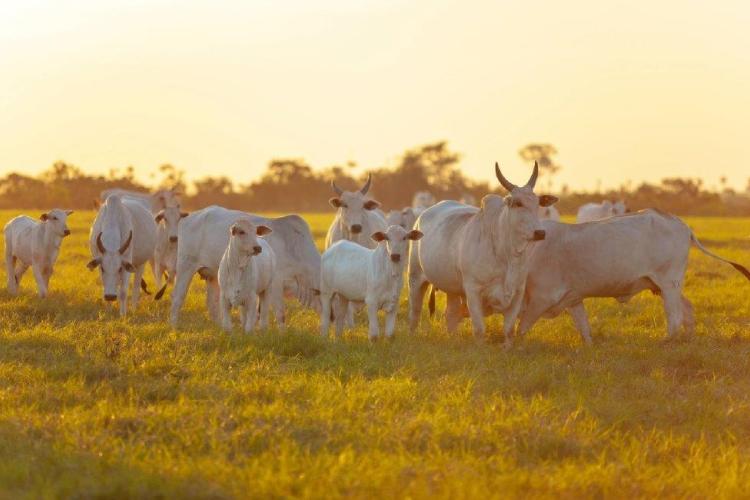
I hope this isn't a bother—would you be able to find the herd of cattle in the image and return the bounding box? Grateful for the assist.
[4,162,749,346]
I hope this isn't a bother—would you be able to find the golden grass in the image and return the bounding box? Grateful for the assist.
[1,210,750,498]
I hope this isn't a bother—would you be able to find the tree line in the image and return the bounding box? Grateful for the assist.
[1,141,749,216]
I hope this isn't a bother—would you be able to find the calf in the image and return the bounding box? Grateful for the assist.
[87,195,158,316]
[218,219,284,333]
[4,209,73,297]
[320,225,423,340]
[576,200,627,223]
[518,209,750,343]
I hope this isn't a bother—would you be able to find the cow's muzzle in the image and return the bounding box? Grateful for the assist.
[533,230,546,241]
[390,254,401,263]
[104,294,117,302]
[169,236,178,243]
[63,229,71,237]
[253,245,262,255]
[350,224,362,234]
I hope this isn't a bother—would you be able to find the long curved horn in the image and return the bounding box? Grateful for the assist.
[525,161,539,189]
[360,174,372,195]
[119,231,133,255]
[495,162,517,192]
[96,232,106,254]
[331,180,344,196]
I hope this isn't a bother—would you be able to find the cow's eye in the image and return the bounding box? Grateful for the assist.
[51,216,58,220]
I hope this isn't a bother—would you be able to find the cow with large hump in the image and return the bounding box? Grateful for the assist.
[87,195,158,316]
[517,209,750,343]
[100,188,181,215]
[325,174,387,250]
[408,161,558,346]
[169,205,321,328]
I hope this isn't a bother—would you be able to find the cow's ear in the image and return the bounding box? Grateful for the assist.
[86,258,101,271]
[407,229,423,241]
[155,210,165,223]
[363,199,380,211]
[123,262,135,272]
[40,213,49,221]
[180,212,189,218]
[65,210,74,216]
[329,197,344,208]
[371,231,388,242]
[539,195,558,207]
[256,225,273,236]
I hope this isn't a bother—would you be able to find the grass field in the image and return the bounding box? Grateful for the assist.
[1,209,750,498]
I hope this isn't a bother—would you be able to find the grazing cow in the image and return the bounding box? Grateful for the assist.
[386,207,417,230]
[518,209,750,343]
[218,219,284,333]
[325,175,387,249]
[576,200,627,223]
[4,209,73,297]
[153,205,189,290]
[87,195,158,316]
[408,162,558,345]
[320,225,423,340]
[170,206,320,328]
[100,188,180,214]
[412,191,436,216]
[538,204,561,221]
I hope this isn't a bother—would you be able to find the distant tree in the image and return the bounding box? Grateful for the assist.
[518,143,561,192]
[156,164,187,193]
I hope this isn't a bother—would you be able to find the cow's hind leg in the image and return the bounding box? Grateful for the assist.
[5,247,17,294]
[320,292,332,338]
[205,276,221,324]
[681,294,695,337]
[660,286,684,340]
[445,292,462,334]
[408,277,429,331]
[131,264,147,310]
[568,303,593,344]
[170,261,198,328]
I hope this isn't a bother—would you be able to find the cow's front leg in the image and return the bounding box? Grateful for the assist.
[502,291,524,349]
[118,271,130,317]
[384,302,397,340]
[244,292,259,333]
[31,262,48,298]
[131,264,146,309]
[366,299,380,341]
[220,294,233,332]
[463,284,486,341]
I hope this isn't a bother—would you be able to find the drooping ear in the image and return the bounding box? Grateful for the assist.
[86,258,101,270]
[539,195,558,207]
[123,262,135,272]
[65,210,74,216]
[155,210,165,223]
[407,229,424,241]
[256,225,273,236]
[371,231,388,242]
[180,212,189,218]
[363,199,381,211]
[40,213,49,221]
[329,197,344,208]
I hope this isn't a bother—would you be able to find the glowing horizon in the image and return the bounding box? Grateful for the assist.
[1,0,749,192]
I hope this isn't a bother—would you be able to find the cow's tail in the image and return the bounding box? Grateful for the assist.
[428,285,436,317]
[690,232,750,281]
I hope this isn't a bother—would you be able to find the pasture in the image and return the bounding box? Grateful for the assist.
[1,209,750,498]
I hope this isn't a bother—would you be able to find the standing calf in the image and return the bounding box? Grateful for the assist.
[218,219,284,333]
[320,225,423,340]
[153,205,188,291]
[4,209,73,297]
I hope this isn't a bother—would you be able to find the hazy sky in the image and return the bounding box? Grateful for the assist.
[1,0,748,190]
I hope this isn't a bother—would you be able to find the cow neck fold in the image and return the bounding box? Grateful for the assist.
[490,206,531,304]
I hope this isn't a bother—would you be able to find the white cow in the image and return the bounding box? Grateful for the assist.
[170,206,321,328]
[218,218,284,333]
[320,225,423,340]
[385,207,417,230]
[518,210,750,343]
[100,188,180,215]
[538,204,561,221]
[153,205,189,291]
[409,162,558,346]
[412,191,436,216]
[325,175,387,249]
[4,209,73,297]
[576,200,627,223]
[87,195,158,316]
